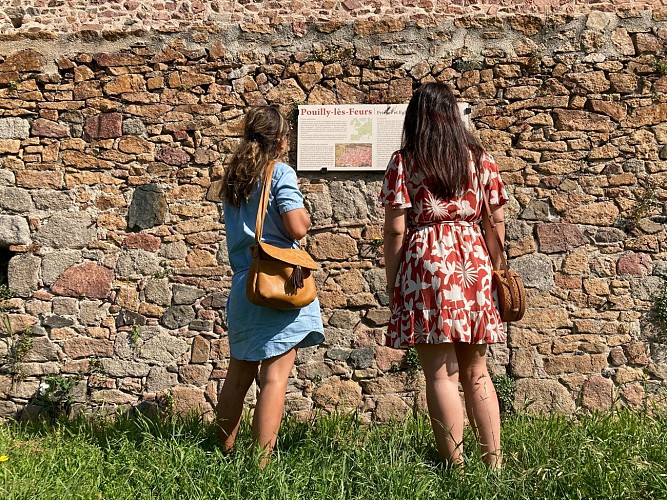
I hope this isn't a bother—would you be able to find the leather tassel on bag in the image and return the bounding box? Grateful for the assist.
[290,265,304,290]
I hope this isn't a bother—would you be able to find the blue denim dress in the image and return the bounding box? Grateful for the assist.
[223,162,324,361]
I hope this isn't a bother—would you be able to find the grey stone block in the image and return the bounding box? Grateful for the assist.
[8,253,41,297]
[512,253,555,291]
[0,187,34,213]
[34,212,96,249]
[0,117,30,139]
[172,284,205,305]
[128,184,167,230]
[0,215,30,246]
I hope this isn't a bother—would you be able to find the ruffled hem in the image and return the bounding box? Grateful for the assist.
[385,307,506,349]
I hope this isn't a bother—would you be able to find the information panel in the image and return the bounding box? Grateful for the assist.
[296,103,470,172]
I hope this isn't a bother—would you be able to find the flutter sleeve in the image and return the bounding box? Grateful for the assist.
[379,151,412,209]
[480,152,509,207]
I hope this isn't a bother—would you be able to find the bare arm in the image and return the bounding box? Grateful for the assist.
[383,206,407,292]
[281,207,311,241]
[482,205,506,270]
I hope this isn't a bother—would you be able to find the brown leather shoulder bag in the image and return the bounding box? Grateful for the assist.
[475,162,527,323]
[245,161,318,310]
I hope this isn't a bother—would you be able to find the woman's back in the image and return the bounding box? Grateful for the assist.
[381,150,507,228]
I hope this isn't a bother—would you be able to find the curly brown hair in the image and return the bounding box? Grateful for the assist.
[222,106,289,207]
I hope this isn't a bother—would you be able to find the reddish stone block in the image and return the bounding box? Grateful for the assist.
[536,223,588,253]
[617,252,652,277]
[156,146,191,165]
[123,233,161,252]
[581,375,613,411]
[51,262,114,299]
[31,118,70,138]
[0,49,45,72]
[84,113,123,140]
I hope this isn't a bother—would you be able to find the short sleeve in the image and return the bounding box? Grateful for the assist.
[480,152,509,207]
[272,163,305,214]
[379,151,412,209]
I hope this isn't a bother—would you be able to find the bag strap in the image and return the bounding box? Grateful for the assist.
[473,158,510,275]
[254,160,277,245]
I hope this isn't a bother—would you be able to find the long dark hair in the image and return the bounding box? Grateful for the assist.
[222,106,289,207]
[401,82,483,198]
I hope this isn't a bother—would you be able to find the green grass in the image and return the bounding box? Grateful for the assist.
[1,410,667,499]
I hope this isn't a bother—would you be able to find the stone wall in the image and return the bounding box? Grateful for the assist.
[1,1,665,36]
[0,7,666,420]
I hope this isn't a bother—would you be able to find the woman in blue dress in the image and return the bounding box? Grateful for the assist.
[216,106,324,464]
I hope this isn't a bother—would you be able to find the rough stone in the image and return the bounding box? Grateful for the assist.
[312,378,362,412]
[511,254,554,290]
[265,78,306,104]
[144,278,171,307]
[145,366,179,392]
[23,336,61,362]
[115,250,162,278]
[80,300,110,327]
[0,187,34,213]
[536,223,588,253]
[553,110,611,132]
[31,119,70,138]
[179,364,213,386]
[374,346,405,372]
[348,348,374,369]
[101,359,150,377]
[168,386,212,417]
[160,306,196,329]
[128,184,168,230]
[308,233,357,261]
[0,48,44,72]
[0,215,30,246]
[191,336,211,364]
[514,378,575,415]
[374,394,410,422]
[124,233,161,252]
[581,375,613,411]
[0,118,30,139]
[63,338,113,359]
[34,212,96,249]
[32,190,73,211]
[140,333,189,364]
[563,202,619,226]
[7,253,41,297]
[172,284,206,305]
[83,113,123,140]
[123,118,147,135]
[51,262,113,299]
[617,253,653,277]
[156,147,190,166]
[91,389,137,405]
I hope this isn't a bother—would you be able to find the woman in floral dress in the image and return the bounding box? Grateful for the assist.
[380,83,508,468]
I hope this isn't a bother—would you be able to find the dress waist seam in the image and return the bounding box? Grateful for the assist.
[410,220,481,230]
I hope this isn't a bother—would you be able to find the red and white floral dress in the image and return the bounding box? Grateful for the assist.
[379,150,509,348]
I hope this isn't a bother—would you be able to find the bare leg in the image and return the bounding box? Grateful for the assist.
[415,343,464,466]
[216,357,260,453]
[252,348,297,467]
[455,343,501,468]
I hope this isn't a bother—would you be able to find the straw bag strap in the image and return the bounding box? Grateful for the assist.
[473,159,510,275]
[253,160,277,244]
